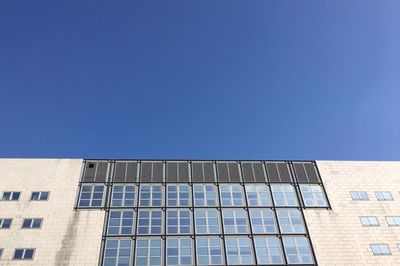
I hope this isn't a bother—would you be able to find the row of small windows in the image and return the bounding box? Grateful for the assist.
[1,191,49,201]
[360,216,400,227]
[0,218,43,229]
[0,248,35,260]
[106,208,306,236]
[102,236,314,266]
[78,184,328,208]
[351,191,397,201]
[83,160,321,184]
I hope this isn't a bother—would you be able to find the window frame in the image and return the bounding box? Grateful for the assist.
[271,184,299,207]
[224,237,255,265]
[196,237,225,265]
[107,210,135,235]
[385,216,400,226]
[1,191,21,201]
[249,209,278,234]
[193,184,219,207]
[166,209,192,235]
[253,236,285,265]
[194,209,221,234]
[0,218,12,229]
[359,216,380,227]
[221,209,250,234]
[135,237,163,266]
[245,184,272,207]
[137,209,164,235]
[77,184,106,208]
[110,184,137,207]
[30,191,50,201]
[166,184,191,207]
[139,184,164,207]
[375,191,393,201]
[21,218,43,229]
[219,184,245,207]
[166,237,194,266]
[371,244,391,256]
[282,236,314,264]
[103,238,134,265]
[350,191,369,201]
[12,248,35,260]
[276,209,306,234]
[299,184,328,207]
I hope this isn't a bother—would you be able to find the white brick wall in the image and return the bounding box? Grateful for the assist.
[0,159,104,265]
[305,161,400,265]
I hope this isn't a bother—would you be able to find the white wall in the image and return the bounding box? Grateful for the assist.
[305,161,400,265]
[0,159,105,265]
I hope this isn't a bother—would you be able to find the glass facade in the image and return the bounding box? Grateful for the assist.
[77,160,328,265]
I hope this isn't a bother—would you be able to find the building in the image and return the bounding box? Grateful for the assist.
[0,158,400,265]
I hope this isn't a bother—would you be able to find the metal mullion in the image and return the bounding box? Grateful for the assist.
[263,161,288,265]
[190,178,198,266]
[240,162,258,266]
[214,161,228,266]
[313,161,332,210]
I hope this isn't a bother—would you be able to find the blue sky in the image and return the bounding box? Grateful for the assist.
[0,1,399,160]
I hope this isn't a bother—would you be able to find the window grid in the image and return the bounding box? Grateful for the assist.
[299,184,328,207]
[78,184,105,208]
[193,184,219,207]
[107,210,135,235]
[103,239,133,266]
[350,191,369,201]
[277,209,306,234]
[110,184,136,207]
[167,184,191,207]
[196,237,224,265]
[283,236,314,264]
[166,210,192,235]
[13,248,35,260]
[219,184,245,206]
[360,216,380,227]
[245,184,272,207]
[137,210,163,235]
[135,238,163,266]
[386,216,400,226]
[371,244,391,255]
[194,209,221,234]
[225,237,254,265]
[375,191,393,201]
[166,238,193,266]
[139,185,164,207]
[254,236,284,265]
[91,160,327,266]
[249,209,278,234]
[222,210,250,234]
[1,191,21,201]
[271,184,299,207]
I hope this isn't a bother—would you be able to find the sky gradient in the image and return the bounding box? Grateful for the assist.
[0,1,399,160]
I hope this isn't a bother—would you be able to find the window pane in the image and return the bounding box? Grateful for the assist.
[194,184,219,206]
[103,239,133,266]
[220,184,245,206]
[137,210,163,235]
[107,210,135,235]
[371,244,391,255]
[386,216,400,226]
[111,185,136,207]
[283,236,314,264]
[350,191,369,200]
[195,209,221,234]
[196,237,224,265]
[299,185,328,207]
[139,185,164,207]
[167,210,192,234]
[277,209,305,234]
[167,185,191,207]
[271,184,299,207]
[78,185,105,207]
[254,236,284,265]
[222,210,250,234]
[166,238,193,266]
[375,191,393,201]
[225,237,254,265]
[135,238,163,266]
[249,209,277,234]
[245,184,272,206]
[360,216,379,226]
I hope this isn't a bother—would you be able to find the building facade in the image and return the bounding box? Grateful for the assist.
[0,159,399,265]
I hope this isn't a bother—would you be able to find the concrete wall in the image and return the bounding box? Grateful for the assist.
[305,161,400,265]
[0,159,104,265]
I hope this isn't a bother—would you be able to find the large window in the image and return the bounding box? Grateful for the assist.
[282,236,314,264]
[1,191,20,201]
[30,191,49,201]
[245,184,272,206]
[225,237,254,265]
[254,236,284,265]
[166,210,192,234]
[0,218,12,229]
[222,210,250,234]
[139,185,163,207]
[193,184,219,206]
[350,191,369,201]
[371,244,391,255]
[196,237,224,265]
[111,185,136,207]
[78,184,105,207]
[271,184,299,207]
[166,238,193,266]
[194,209,221,234]
[249,209,277,233]
[276,209,305,234]
[137,210,163,235]
[299,185,328,207]
[167,185,191,207]
[13,248,35,260]
[107,210,135,235]
[103,239,133,266]
[220,184,245,206]
[135,238,163,266]
[375,191,393,201]
[21,218,42,229]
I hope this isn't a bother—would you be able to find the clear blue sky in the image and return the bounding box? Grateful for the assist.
[0,1,399,160]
